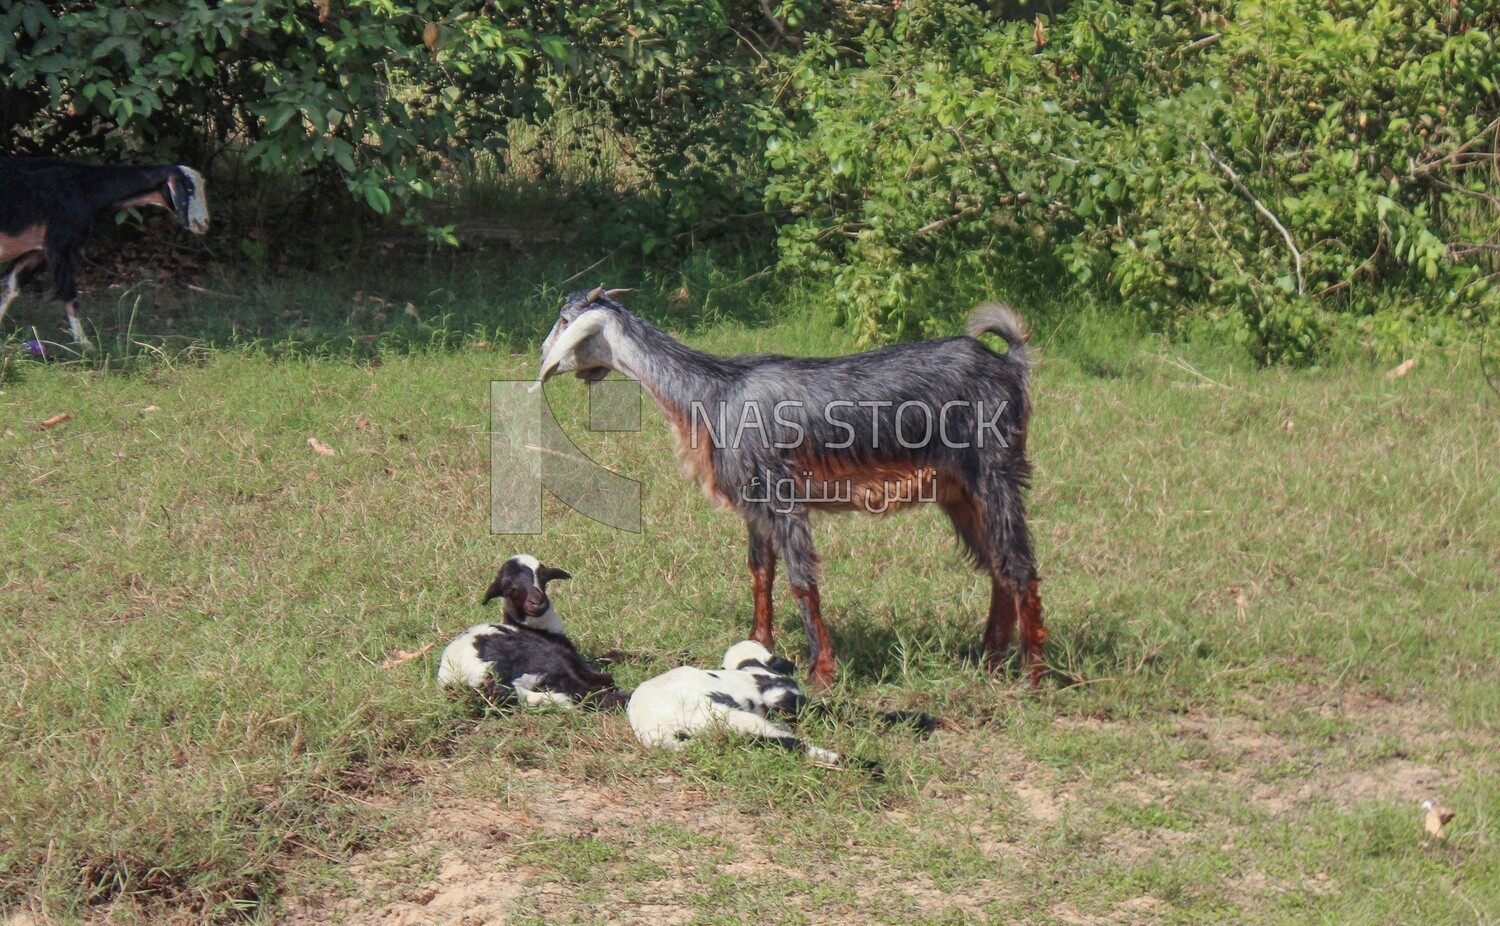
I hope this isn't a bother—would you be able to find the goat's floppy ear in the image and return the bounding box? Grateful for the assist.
[537,566,571,585]
[531,309,609,392]
[767,655,798,676]
[481,576,512,605]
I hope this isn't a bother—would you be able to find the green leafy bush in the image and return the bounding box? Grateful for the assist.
[4,0,1496,360]
[0,0,548,235]
[761,0,1500,360]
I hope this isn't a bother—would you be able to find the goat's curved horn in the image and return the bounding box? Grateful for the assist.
[585,284,605,303]
[604,288,634,298]
[530,309,609,392]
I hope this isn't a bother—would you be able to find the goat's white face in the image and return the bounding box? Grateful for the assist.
[533,308,615,391]
[169,166,210,235]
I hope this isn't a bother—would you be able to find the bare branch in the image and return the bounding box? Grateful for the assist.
[758,0,802,50]
[727,26,766,62]
[1199,140,1305,297]
[1410,115,1500,177]
[1313,243,1382,299]
[916,205,984,237]
[1430,177,1500,208]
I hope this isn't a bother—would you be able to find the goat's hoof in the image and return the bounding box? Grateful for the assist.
[805,669,835,692]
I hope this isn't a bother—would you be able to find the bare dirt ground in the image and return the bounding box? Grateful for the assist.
[278,686,1483,926]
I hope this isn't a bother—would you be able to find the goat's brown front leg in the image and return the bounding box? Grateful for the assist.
[749,530,776,646]
[791,584,835,690]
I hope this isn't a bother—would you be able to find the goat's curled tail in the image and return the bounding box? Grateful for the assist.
[967,302,1031,367]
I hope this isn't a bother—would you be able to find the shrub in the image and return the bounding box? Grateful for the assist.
[761,0,1500,360]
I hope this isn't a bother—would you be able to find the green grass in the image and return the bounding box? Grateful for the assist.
[0,254,1496,924]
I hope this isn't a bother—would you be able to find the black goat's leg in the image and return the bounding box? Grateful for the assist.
[748,524,777,646]
[64,300,91,347]
[974,462,1046,686]
[49,244,92,348]
[791,584,834,690]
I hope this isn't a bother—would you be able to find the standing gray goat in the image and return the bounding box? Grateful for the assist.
[532,286,1045,689]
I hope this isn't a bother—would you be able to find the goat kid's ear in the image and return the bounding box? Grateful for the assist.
[767,656,798,676]
[537,566,571,585]
[481,576,514,605]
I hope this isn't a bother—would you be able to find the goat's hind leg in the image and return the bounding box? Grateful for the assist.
[976,476,1047,687]
[719,709,840,765]
[47,243,92,348]
[1017,575,1046,688]
[64,301,92,348]
[984,576,1020,670]
[938,486,1018,672]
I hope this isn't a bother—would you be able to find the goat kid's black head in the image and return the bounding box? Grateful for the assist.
[481,554,571,620]
[531,285,634,390]
[165,166,210,235]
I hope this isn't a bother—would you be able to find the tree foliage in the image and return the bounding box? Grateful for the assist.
[3,0,1497,359]
[762,0,1500,359]
[1,1,542,234]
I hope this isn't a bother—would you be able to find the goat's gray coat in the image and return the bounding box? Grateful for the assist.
[535,289,1046,687]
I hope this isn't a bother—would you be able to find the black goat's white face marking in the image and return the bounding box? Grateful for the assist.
[170,166,209,235]
[481,554,569,633]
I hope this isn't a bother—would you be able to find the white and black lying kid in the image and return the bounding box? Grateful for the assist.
[438,555,628,710]
[629,641,904,774]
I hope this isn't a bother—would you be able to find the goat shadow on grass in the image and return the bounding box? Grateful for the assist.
[815,605,985,685]
[820,604,1175,690]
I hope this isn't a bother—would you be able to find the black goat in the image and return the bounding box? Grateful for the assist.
[0,157,209,345]
[532,287,1046,689]
[438,555,628,710]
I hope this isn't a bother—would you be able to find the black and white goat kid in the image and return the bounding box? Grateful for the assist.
[438,555,627,710]
[532,286,1046,689]
[628,641,847,766]
[0,157,210,346]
